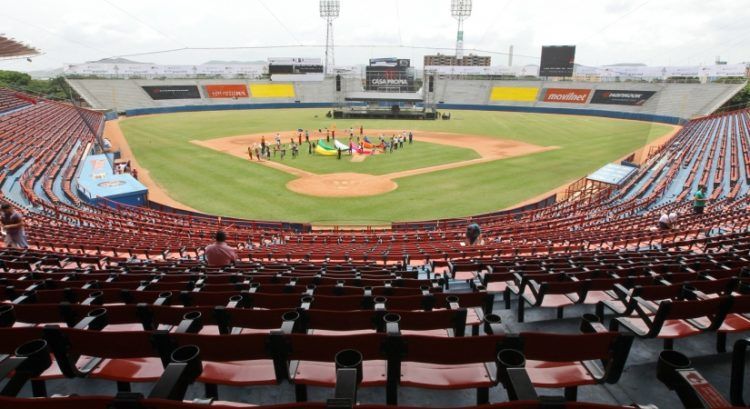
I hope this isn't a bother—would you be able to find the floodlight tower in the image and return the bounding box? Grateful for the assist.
[450,0,472,59]
[320,0,340,75]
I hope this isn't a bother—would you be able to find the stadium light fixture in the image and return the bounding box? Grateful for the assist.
[450,0,472,59]
[320,0,340,76]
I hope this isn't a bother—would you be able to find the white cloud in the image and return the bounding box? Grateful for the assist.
[0,0,747,72]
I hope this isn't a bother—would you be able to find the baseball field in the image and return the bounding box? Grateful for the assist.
[112,109,675,225]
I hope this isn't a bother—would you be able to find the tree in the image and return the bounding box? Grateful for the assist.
[0,70,77,101]
[0,70,31,87]
[725,82,750,110]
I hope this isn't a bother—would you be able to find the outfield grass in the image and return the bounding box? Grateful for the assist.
[248,140,479,175]
[119,109,672,224]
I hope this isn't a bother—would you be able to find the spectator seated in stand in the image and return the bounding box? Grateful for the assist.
[658,213,672,230]
[465,223,482,246]
[204,230,238,267]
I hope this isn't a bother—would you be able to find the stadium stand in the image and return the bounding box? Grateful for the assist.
[66,78,746,122]
[0,89,34,114]
[2,87,750,407]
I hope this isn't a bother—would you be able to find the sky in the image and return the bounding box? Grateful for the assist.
[0,0,749,72]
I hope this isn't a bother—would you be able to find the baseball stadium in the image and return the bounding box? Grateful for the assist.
[0,1,750,408]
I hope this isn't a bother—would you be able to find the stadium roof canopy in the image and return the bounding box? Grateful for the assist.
[0,35,40,59]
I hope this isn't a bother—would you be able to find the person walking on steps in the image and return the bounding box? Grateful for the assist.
[1,203,28,249]
[693,185,707,214]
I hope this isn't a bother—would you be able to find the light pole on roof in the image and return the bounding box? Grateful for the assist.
[320,0,341,76]
[450,0,472,60]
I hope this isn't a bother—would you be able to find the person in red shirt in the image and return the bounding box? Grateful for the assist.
[204,231,238,267]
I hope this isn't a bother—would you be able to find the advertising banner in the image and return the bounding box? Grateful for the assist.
[369,58,410,67]
[542,88,591,104]
[269,64,324,75]
[268,57,322,65]
[539,45,576,77]
[205,84,249,98]
[489,87,539,102]
[249,83,296,98]
[365,66,415,91]
[590,90,656,106]
[142,85,200,100]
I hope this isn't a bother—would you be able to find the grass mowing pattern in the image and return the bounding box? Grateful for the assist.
[120,109,672,224]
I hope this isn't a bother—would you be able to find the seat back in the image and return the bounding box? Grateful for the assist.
[634,284,684,301]
[302,309,377,332]
[168,332,272,362]
[399,334,505,364]
[687,277,736,295]
[394,309,467,334]
[664,296,729,320]
[727,294,750,314]
[284,333,388,362]
[520,332,620,362]
[45,327,158,359]
[0,326,45,353]
[540,280,584,295]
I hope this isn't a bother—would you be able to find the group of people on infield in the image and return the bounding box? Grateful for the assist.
[247,133,303,161]
[247,126,414,161]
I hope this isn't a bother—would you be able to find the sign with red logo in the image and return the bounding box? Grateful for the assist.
[679,370,730,408]
[205,84,249,99]
[542,88,591,104]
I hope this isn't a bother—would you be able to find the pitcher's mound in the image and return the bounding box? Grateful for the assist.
[287,173,397,197]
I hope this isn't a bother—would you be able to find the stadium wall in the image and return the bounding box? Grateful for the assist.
[122,101,685,125]
[124,102,331,117]
[435,104,687,125]
[67,78,745,121]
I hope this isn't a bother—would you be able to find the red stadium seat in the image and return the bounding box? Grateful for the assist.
[611,296,731,350]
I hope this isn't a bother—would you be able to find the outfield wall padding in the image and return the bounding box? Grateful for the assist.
[125,102,685,125]
[489,87,539,102]
[249,83,296,98]
[435,103,687,125]
[124,102,332,116]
